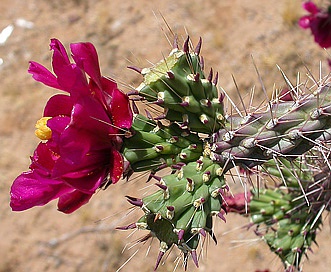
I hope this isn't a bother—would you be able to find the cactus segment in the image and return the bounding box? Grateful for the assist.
[119,157,226,268]
[209,84,331,171]
[123,114,203,173]
[133,38,224,134]
[250,188,321,269]
[249,155,331,270]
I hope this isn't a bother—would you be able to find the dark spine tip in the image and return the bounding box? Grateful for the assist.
[167,205,175,211]
[222,184,230,193]
[180,101,189,107]
[155,144,164,152]
[150,173,162,181]
[180,153,187,159]
[207,67,213,82]
[154,99,164,105]
[127,90,139,96]
[177,229,185,241]
[183,36,190,53]
[213,71,219,85]
[219,92,225,102]
[194,37,202,55]
[196,159,203,164]
[217,211,227,223]
[125,195,143,207]
[145,109,153,120]
[154,114,166,120]
[156,163,168,171]
[167,71,175,79]
[199,228,206,237]
[194,73,200,82]
[191,250,199,268]
[127,65,142,74]
[116,223,137,230]
[176,162,186,167]
[209,229,218,244]
[172,136,179,142]
[131,100,139,114]
[155,182,167,190]
[154,251,165,271]
[171,164,184,170]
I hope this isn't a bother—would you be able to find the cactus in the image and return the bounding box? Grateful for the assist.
[248,155,331,271]
[208,83,331,172]
[121,37,331,271]
[123,113,203,174]
[130,36,225,135]
[118,157,228,269]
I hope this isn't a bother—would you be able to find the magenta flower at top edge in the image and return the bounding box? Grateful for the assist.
[10,39,133,213]
[299,1,331,48]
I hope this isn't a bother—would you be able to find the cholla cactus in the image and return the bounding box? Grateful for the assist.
[120,37,331,271]
[123,113,203,174]
[119,157,226,269]
[248,155,331,271]
[130,36,224,135]
[10,35,331,272]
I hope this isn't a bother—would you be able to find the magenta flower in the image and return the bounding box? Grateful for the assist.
[10,39,132,213]
[299,1,331,48]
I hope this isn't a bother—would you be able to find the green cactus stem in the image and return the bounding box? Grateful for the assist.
[208,84,331,172]
[248,155,331,271]
[123,113,203,174]
[129,36,225,134]
[117,157,227,270]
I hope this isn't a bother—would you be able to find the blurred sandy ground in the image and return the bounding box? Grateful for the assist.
[0,0,330,271]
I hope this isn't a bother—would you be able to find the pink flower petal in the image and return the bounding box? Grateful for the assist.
[57,190,93,213]
[43,94,73,117]
[30,142,58,176]
[70,42,102,86]
[310,15,331,48]
[109,149,124,184]
[28,61,61,89]
[111,88,133,129]
[302,1,319,14]
[10,171,71,211]
[50,38,71,73]
[298,15,312,29]
[70,96,118,136]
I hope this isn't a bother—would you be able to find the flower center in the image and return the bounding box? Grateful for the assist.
[35,117,52,140]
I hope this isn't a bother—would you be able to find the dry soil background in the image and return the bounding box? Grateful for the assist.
[1,0,330,271]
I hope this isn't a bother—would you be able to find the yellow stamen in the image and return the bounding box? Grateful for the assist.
[35,117,52,140]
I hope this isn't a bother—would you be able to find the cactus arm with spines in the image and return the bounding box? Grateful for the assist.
[248,154,331,271]
[208,83,331,172]
[131,37,224,135]
[120,37,331,271]
[123,113,204,173]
